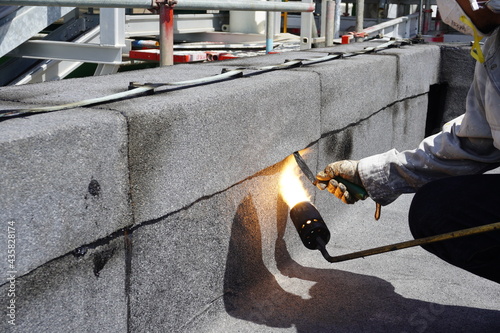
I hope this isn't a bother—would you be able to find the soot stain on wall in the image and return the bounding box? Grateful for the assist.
[324,128,354,161]
[85,178,102,211]
[88,179,101,197]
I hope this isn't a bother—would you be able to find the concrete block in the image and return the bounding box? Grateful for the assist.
[439,45,476,123]
[203,50,328,68]
[317,94,428,167]
[216,41,433,135]
[377,44,441,99]
[312,40,401,55]
[0,65,231,107]
[0,58,321,225]
[2,57,320,226]
[118,69,321,223]
[0,106,131,275]
[314,54,399,132]
[313,43,440,133]
[218,41,437,137]
[439,45,475,90]
[128,160,288,332]
[0,237,127,332]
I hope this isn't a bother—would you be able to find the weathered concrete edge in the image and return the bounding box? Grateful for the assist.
[0,108,133,277]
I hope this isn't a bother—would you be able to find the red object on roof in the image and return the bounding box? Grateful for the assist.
[129,49,208,63]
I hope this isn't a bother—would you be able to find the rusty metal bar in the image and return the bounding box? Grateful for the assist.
[159,2,174,66]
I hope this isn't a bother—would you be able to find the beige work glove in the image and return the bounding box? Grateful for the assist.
[316,160,365,204]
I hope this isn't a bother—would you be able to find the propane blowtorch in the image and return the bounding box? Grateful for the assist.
[290,151,500,263]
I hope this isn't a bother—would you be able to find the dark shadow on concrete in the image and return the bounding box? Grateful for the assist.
[223,195,500,332]
[425,83,449,136]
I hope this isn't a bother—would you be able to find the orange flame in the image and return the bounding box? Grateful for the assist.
[279,154,312,208]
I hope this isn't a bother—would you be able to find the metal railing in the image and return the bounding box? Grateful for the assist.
[0,0,315,67]
[362,12,420,39]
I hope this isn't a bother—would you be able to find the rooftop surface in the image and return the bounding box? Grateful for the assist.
[0,39,498,333]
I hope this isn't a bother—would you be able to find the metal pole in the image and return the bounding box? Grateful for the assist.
[283,7,288,33]
[325,0,335,46]
[361,12,418,37]
[266,1,275,54]
[355,0,364,42]
[334,0,341,39]
[423,0,432,35]
[95,7,125,75]
[418,0,424,36]
[320,0,327,38]
[159,2,174,66]
[176,0,315,11]
[300,0,313,50]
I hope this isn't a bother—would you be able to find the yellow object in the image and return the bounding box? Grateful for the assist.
[460,15,485,63]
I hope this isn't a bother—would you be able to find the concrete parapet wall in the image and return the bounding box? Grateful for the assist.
[2,41,495,332]
[438,44,476,124]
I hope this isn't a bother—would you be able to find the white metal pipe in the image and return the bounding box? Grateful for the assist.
[362,12,418,36]
[0,0,152,8]
[179,0,315,12]
[334,0,341,39]
[300,0,313,50]
[99,8,125,47]
[0,0,315,12]
[355,0,364,42]
[266,0,276,53]
[266,11,274,53]
[325,0,334,46]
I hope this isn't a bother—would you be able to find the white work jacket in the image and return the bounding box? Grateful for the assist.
[358,27,500,206]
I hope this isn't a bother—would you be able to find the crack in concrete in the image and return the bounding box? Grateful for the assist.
[178,293,228,331]
[121,111,135,333]
[303,92,429,151]
[0,162,272,288]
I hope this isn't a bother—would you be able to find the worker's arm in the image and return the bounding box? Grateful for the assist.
[318,27,500,206]
[358,28,500,206]
[318,116,500,206]
[358,119,500,206]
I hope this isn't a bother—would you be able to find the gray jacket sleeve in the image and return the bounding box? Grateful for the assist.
[357,28,500,206]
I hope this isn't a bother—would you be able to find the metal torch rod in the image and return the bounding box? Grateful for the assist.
[317,221,500,263]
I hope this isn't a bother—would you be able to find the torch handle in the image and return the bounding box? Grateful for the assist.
[334,176,369,200]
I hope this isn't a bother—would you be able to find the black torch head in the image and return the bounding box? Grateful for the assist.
[290,201,331,250]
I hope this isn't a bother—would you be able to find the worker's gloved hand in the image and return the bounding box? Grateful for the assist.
[316,160,365,204]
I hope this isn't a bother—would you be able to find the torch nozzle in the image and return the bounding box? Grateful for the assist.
[290,201,331,250]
